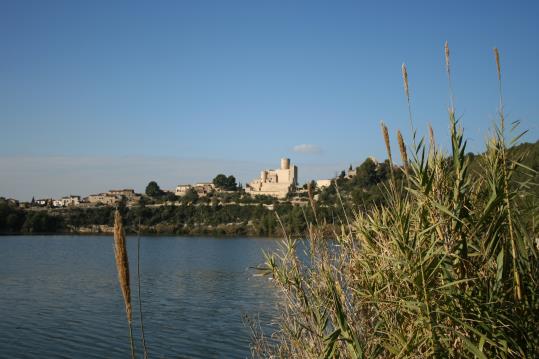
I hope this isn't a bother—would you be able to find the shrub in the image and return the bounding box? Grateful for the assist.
[256,44,539,358]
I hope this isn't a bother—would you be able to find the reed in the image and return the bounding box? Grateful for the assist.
[397,130,409,172]
[255,45,539,358]
[113,209,136,359]
[380,121,394,182]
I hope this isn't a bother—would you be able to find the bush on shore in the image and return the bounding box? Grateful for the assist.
[256,45,539,358]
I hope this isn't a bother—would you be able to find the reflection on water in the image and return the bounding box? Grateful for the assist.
[0,235,279,358]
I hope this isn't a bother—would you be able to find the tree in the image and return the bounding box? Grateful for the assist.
[226,175,237,191]
[213,174,238,191]
[213,174,228,189]
[183,188,199,203]
[353,157,378,186]
[145,181,162,197]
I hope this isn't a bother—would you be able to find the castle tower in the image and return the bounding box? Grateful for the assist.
[280,158,290,170]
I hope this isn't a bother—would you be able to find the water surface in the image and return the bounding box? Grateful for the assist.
[0,235,279,358]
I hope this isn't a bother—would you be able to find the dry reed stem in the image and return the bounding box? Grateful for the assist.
[114,209,132,323]
[136,220,149,359]
[381,121,392,165]
[445,41,455,111]
[381,121,395,184]
[493,47,504,131]
[444,41,450,78]
[429,123,436,150]
[307,182,319,225]
[494,47,501,83]
[402,63,409,101]
[493,48,521,300]
[114,209,136,358]
[397,130,409,172]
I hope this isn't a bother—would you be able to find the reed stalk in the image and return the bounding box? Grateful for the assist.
[397,130,409,173]
[136,219,149,359]
[113,209,136,359]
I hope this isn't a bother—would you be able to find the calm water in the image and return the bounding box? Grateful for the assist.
[0,235,280,358]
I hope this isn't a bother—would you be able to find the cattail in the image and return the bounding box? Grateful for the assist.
[114,209,135,358]
[397,130,409,172]
[402,63,409,101]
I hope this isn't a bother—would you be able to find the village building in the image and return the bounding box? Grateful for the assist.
[316,179,332,188]
[53,195,80,207]
[246,158,298,199]
[35,199,51,206]
[175,185,192,196]
[175,183,215,197]
[86,193,118,206]
[108,189,136,199]
[193,183,214,196]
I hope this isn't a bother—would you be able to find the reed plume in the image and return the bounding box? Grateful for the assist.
[114,209,136,359]
[444,41,455,112]
[494,47,501,83]
[402,63,415,142]
[397,130,408,172]
[494,47,504,131]
[402,63,409,101]
[444,41,450,78]
[380,121,394,181]
[428,123,436,150]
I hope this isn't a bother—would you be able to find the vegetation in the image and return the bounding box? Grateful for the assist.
[255,45,539,357]
[145,181,162,197]
[212,174,239,191]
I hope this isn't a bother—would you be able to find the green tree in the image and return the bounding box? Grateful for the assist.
[145,181,162,197]
[226,175,237,191]
[213,174,238,191]
[353,157,378,186]
[213,174,228,189]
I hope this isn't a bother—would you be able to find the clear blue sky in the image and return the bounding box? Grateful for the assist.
[1,0,538,200]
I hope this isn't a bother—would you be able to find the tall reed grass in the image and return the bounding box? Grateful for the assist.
[113,210,149,359]
[255,44,539,358]
[113,209,136,359]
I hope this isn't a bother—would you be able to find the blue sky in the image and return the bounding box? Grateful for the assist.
[1,0,538,200]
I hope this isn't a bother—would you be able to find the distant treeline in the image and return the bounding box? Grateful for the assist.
[1,139,537,237]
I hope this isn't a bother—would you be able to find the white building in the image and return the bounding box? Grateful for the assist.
[53,195,80,207]
[246,158,298,199]
[316,179,332,189]
[35,199,50,206]
[175,185,192,196]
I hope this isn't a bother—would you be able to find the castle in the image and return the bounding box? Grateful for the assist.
[246,158,298,199]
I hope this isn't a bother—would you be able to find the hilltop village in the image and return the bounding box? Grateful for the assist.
[2,139,536,237]
[0,156,388,236]
[15,158,338,209]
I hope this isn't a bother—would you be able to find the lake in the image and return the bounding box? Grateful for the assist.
[0,235,280,358]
